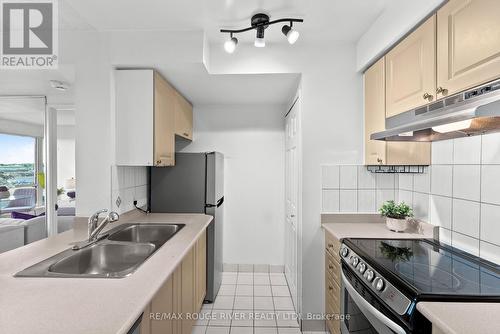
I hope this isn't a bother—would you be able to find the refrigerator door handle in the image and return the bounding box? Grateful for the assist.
[205,197,224,209]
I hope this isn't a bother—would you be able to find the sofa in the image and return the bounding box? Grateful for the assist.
[0,215,76,254]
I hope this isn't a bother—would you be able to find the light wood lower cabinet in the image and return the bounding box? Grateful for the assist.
[325,231,342,334]
[140,230,207,334]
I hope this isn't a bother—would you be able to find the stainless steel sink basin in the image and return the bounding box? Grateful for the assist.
[48,243,155,277]
[15,223,185,278]
[107,223,184,246]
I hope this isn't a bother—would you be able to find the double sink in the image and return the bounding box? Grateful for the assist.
[15,223,185,278]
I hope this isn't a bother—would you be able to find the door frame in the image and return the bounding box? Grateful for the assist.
[284,88,303,317]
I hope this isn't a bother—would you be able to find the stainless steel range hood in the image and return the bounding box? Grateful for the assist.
[371,79,500,142]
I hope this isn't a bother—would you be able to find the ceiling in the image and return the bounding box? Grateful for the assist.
[61,0,393,44]
[0,67,75,104]
[0,98,75,126]
[152,64,299,105]
[0,67,76,126]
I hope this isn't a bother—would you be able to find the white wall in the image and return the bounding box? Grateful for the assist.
[180,104,286,266]
[209,41,364,317]
[57,125,75,188]
[356,0,445,71]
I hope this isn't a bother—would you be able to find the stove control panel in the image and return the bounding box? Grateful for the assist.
[340,244,411,316]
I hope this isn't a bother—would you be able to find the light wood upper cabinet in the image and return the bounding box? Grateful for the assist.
[115,69,193,167]
[364,59,431,166]
[437,0,500,96]
[365,58,387,165]
[386,16,436,118]
[174,91,193,140]
[154,72,176,167]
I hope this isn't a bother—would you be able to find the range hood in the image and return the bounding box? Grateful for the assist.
[371,79,500,142]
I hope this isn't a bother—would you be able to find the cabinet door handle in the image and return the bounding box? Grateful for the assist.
[183,132,189,137]
[328,285,333,291]
[423,93,433,101]
[156,160,162,165]
[329,265,334,270]
[328,243,334,248]
[436,86,448,96]
[377,158,383,164]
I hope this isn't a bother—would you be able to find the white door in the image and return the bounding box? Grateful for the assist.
[285,96,300,312]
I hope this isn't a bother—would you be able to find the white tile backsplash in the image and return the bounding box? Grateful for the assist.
[453,136,481,164]
[358,190,376,212]
[321,189,339,212]
[452,232,480,256]
[431,165,453,197]
[339,166,357,189]
[480,204,500,246]
[430,195,452,229]
[481,132,500,164]
[479,241,500,265]
[413,192,429,221]
[358,166,376,189]
[376,173,395,189]
[339,190,357,212]
[398,174,413,191]
[481,165,500,205]
[452,199,480,238]
[111,166,148,214]
[321,134,500,264]
[413,170,431,194]
[432,140,454,164]
[452,165,480,201]
[321,166,339,189]
[376,189,395,210]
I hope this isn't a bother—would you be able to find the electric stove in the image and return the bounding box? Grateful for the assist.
[339,238,500,333]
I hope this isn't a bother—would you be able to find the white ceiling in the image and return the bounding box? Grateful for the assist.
[0,67,76,126]
[0,98,75,126]
[61,0,393,44]
[151,64,299,105]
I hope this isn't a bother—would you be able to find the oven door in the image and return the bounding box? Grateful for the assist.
[341,266,409,334]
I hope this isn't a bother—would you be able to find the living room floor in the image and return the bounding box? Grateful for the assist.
[192,272,324,334]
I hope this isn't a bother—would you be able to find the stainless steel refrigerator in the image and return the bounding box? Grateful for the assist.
[150,152,224,303]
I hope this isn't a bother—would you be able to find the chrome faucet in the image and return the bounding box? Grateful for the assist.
[88,209,120,242]
[73,209,119,250]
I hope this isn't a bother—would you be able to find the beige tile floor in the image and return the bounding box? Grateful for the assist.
[192,272,324,334]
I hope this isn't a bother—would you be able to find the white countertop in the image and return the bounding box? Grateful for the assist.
[321,222,435,240]
[321,214,499,334]
[417,302,500,334]
[0,211,213,334]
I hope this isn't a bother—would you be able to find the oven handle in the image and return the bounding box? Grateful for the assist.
[342,271,406,334]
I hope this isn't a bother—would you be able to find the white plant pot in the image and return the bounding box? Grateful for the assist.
[386,217,409,232]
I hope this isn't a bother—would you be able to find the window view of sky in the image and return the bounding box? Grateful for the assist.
[0,133,35,164]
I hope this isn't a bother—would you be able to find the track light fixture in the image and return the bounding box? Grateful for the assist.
[224,33,238,53]
[220,13,303,53]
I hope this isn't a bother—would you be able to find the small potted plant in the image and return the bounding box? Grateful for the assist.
[379,200,413,232]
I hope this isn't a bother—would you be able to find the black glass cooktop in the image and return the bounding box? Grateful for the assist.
[344,238,500,299]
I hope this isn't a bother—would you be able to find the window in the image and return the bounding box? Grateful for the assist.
[0,133,39,215]
[0,133,36,188]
